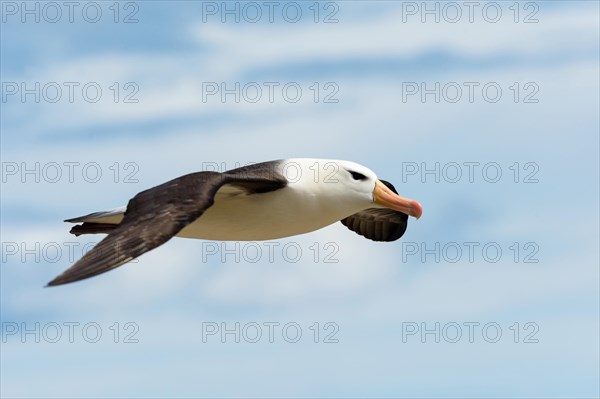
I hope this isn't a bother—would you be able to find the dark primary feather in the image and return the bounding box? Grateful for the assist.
[340,179,408,242]
[48,163,287,286]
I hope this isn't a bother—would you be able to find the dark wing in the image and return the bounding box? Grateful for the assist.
[48,167,287,286]
[224,160,286,194]
[340,179,408,242]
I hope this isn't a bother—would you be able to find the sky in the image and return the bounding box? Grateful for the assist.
[1,1,599,398]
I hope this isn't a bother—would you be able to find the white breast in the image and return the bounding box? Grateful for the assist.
[176,183,359,241]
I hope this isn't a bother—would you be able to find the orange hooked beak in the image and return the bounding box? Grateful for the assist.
[373,180,422,219]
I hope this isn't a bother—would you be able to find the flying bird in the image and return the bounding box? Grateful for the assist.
[48,159,422,286]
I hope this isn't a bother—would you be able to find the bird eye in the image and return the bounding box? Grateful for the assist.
[348,171,367,181]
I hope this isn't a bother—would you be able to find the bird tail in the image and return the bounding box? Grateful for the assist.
[69,222,119,236]
[65,206,126,236]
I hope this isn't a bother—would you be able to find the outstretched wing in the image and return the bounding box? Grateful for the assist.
[48,166,287,286]
[340,179,408,242]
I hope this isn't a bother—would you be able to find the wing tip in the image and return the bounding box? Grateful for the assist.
[46,273,76,287]
[46,272,93,287]
[45,277,63,287]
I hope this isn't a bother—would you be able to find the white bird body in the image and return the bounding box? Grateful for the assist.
[81,159,380,241]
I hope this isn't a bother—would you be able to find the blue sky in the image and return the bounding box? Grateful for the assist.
[1,1,599,397]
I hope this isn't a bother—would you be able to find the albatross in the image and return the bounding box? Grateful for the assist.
[48,159,422,286]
